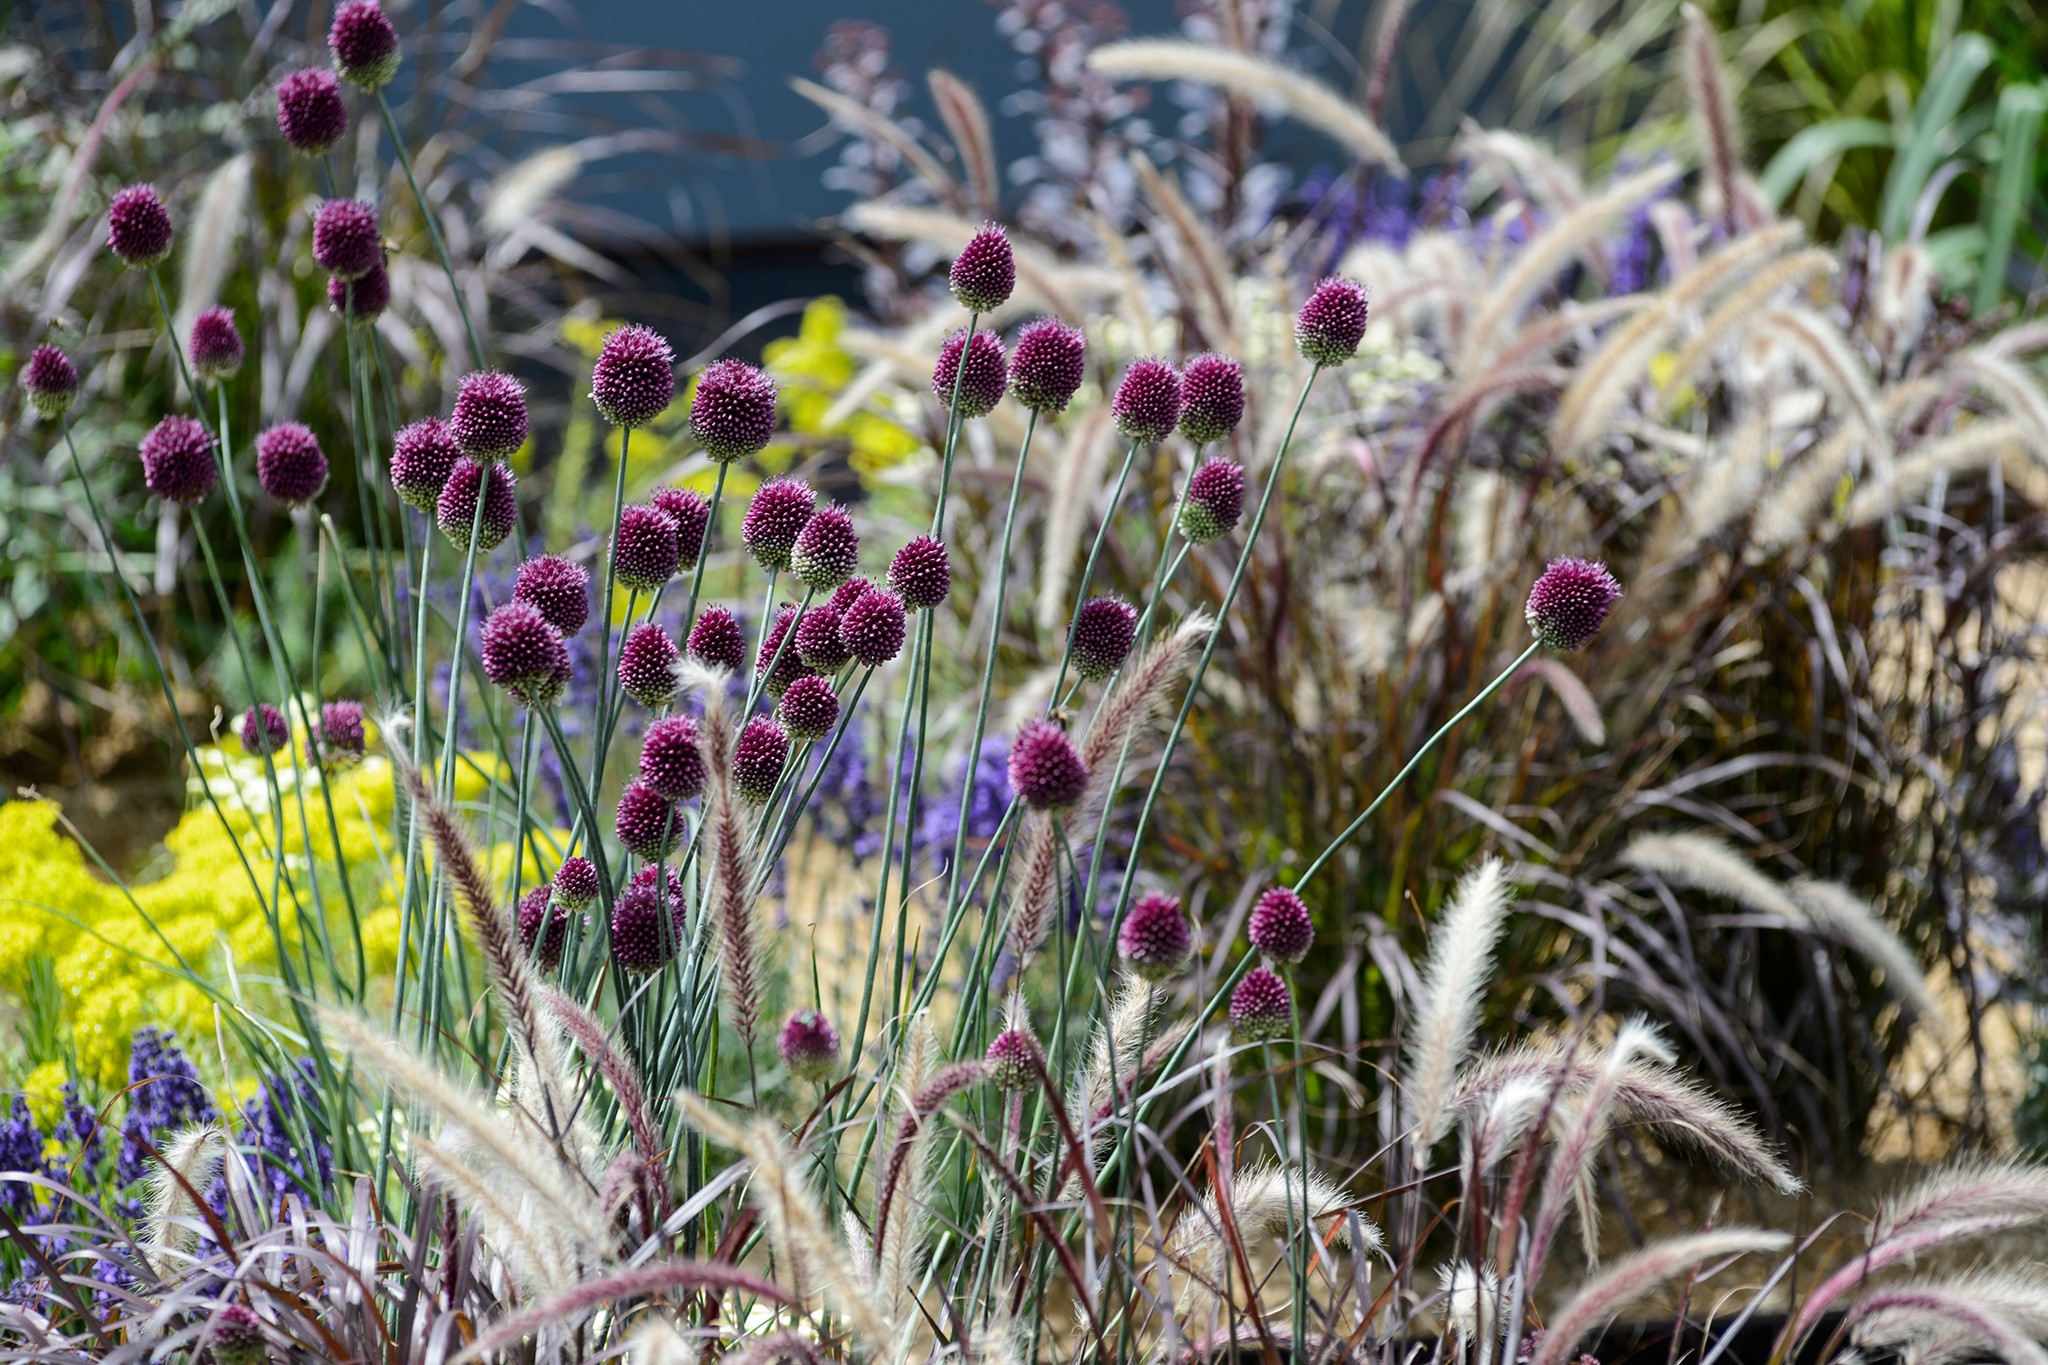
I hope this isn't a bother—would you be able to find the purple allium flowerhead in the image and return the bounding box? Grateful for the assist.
[312,199,380,280]
[450,370,529,457]
[1068,595,1137,681]
[617,621,683,707]
[308,699,366,768]
[188,306,245,382]
[1248,886,1314,966]
[794,605,850,670]
[513,553,590,636]
[1178,353,1245,444]
[828,576,877,616]
[1118,891,1192,981]
[328,258,389,321]
[638,715,707,800]
[1008,719,1087,811]
[933,328,1007,419]
[985,1026,1042,1093]
[1178,456,1246,545]
[1111,358,1183,444]
[275,68,348,155]
[553,855,600,908]
[479,601,571,707]
[329,0,400,88]
[389,418,459,511]
[436,457,518,553]
[949,222,1016,313]
[779,1008,840,1082]
[516,884,570,972]
[887,535,951,611]
[139,414,217,505]
[255,422,330,506]
[1524,556,1623,651]
[239,703,290,756]
[732,715,791,804]
[649,485,711,569]
[615,779,683,860]
[106,184,172,268]
[1230,966,1293,1043]
[610,864,686,973]
[741,476,815,572]
[1295,276,1370,366]
[22,344,80,417]
[756,602,816,698]
[688,358,777,463]
[207,1304,268,1365]
[1007,316,1087,414]
[591,323,676,428]
[777,674,839,741]
[687,605,745,674]
[790,504,860,592]
[839,586,907,667]
[612,503,682,594]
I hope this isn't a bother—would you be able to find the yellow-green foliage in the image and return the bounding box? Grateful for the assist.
[764,296,921,479]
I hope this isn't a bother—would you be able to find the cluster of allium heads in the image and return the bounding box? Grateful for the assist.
[650,485,711,567]
[1118,892,1193,981]
[779,1009,840,1083]
[638,716,707,800]
[255,422,330,506]
[480,601,571,706]
[611,865,686,973]
[1248,886,1314,966]
[791,504,861,592]
[1068,595,1137,680]
[517,884,571,972]
[888,535,951,610]
[949,222,1016,313]
[188,307,245,382]
[553,855,600,908]
[513,554,590,636]
[689,358,777,463]
[329,0,400,88]
[1525,557,1623,651]
[933,329,1008,419]
[1111,358,1184,444]
[618,621,683,707]
[1007,316,1086,414]
[451,370,529,457]
[985,1025,1042,1093]
[106,184,172,268]
[756,603,816,698]
[794,604,850,670]
[741,477,816,572]
[732,716,791,803]
[436,458,518,552]
[777,674,840,741]
[1230,966,1293,1042]
[612,503,682,594]
[312,199,381,280]
[1009,720,1087,810]
[328,260,389,321]
[839,584,907,666]
[389,418,460,511]
[1295,276,1370,366]
[591,324,676,427]
[139,414,218,505]
[239,703,291,756]
[21,345,80,417]
[1178,353,1246,444]
[1179,456,1247,544]
[275,68,348,155]
[687,606,745,674]
[307,699,366,769]
[615,781,683,861]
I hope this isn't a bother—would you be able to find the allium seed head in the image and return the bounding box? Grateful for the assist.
[1007,316,1086,413]
[614,780,684,861]
[1008,720,1087,810]
[794,604,850,670]
[1177,353,1245,444]
[513,554,590,636]
[255,422,329,506]
[1524,557,1623,651]
[328,0,400,88]
[275,68,348,155]
[790,504,861,592]
[689,358,777,462]
[591,324,676,428]
[516,884,570,972]
[239,703,290,757]
[435,457,518,553]
[755,603,816,698]
[207,1304,268,1365]
[1118,892,1192,981]
[839,587,907,667]
[389,418,459,511]
[22,345,80,417]
[649,485,711,569]
[933,328,1007,419]
[1179,456,1246,544]
[732,716,790,804]
[638,715,707,800]
[612,503,682,594]
[887,535,951,610]
[307,699,366,769]
[985,1027,1042,1093]
[106,184,172,268]
[686,606,745,674]
[328,259,389,321]
[450,370,529,457]
[552,855,600,907]
[610,865,686,972]
[617,622,683,707]
[311,198,380,280]
[479,601,571,707]
[779,1009,841,1082]
[777,674,840,741]
[1111,358,1183,444]
[1248,886,1314,966]
[1068,596,1137,680]
[949,222,1016,312]
[741,476,815,571]
[188,307,245,382]
[139,414,217,505]
[1230,967,1293,1042]
[1295,276,1370,366]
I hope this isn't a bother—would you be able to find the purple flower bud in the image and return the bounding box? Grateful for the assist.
[794,605,850,670]
[1179,457,1246,545]
[1008,719,1087,810]
[275,68,348,155]
[239,703,290,756]
[949,222,1016,313]
[777,674,840,741]
[1295,276,1370,366]
[106,184,172,268]
[312,199,380,281]
[1524,557,1623,651]
[514,553,590,636]
[188,306,245,382]
[1068,595,1137,681]
[689,358,777,463]
[517,884,570,972]
[1111,358,1182,444]
[1118,891,1192,981]
[933,328,1007,419]
[206,1304,268,1365]
[479,601,571,707]
[614,779,683,860]
[1007,316,1087,413]
[390,418,459,511]
[887,535,951,611]
[435,457,517,553]
[612,503,682,595]
[985,1027,1043,1093]
[307,699,367,769]
[1248,886,1313,966]
[1229,966,1292,1042]
[553,855,600,907]
[791,504,861,592]
[756,602,816,698]
[255,422,330,506]
[328,260,389,321]
[139,414,217,505]
[839,587,907,667]
[741,476,815,572]
[617,621,682,707]
[591,323,676,428]
[22,344,79,417]
[732,716,790,804]
[687,606,745,674]
[639,715,707,800]
[450,370,529,457]
[1178,353,1245,444]
[828,576,877,616]
[649,485,711,569]
[610,863,686,972]
[779,1008,840,1082]
[328,0,400,88]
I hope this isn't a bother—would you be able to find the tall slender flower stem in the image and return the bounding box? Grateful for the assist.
[1047,438,1142,706]
[931,313,980,535]
[590,425,635,819]
[374,89,486,369]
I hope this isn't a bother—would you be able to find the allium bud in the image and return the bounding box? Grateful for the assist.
[949,222,1016,313]
[638,715,707,800]
[617,621,682,707]
[239,703,290,756]
[21,345,80,418]
[312,199,380,281]
[649,485,711,569]
[188,307,245,383]
[514,553,590,636]
[610,865,686,972]
[1008,719,1087,810]
[779,1008,841,1082]
[1247,886,1313,966]
[1295,276,1370,366]
[985,1027,1042,1093]
[517,884,570,972]
[390,418,459,512]
[612,503,681,594]
[328,0,400,89]
[206,1304,268,1365]
[436,457,518,553]
[1067,596,1137,681]
[1524,557,1623,651]
[741,476,815,572]
[479,601,571,706]
[591,324,676,428]
[1007,316,1087,413]
[732,716,790,803]
[306,699,366,769]
[1177,353,1245,444]
[106,185,172,268]
[1111,359,1183,444]
[828,576,877,616]
[553,855,600,908]
[255,422,330,506]
[275,68,348,155]
[777,674,839,741]
[328,260,389,321]
[1178,456,1246,545]
[933,329,1007,418]
[790,504,860,592]
[794,605,850,670]
[450,370,529,457]
[756,603,816,698]
[615,780,683,860]
[839,587,907,667]
[1229,966,1293,1043]
[689,358,777,462]
[686,606,745,674]
[887,535,951,610]
[139,414,217,505]
[1117,891,1192,981]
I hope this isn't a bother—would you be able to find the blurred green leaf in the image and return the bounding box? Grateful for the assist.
[1879,31,1994,240]
[1975,82,2048,314]
[1760,117,1893,209]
